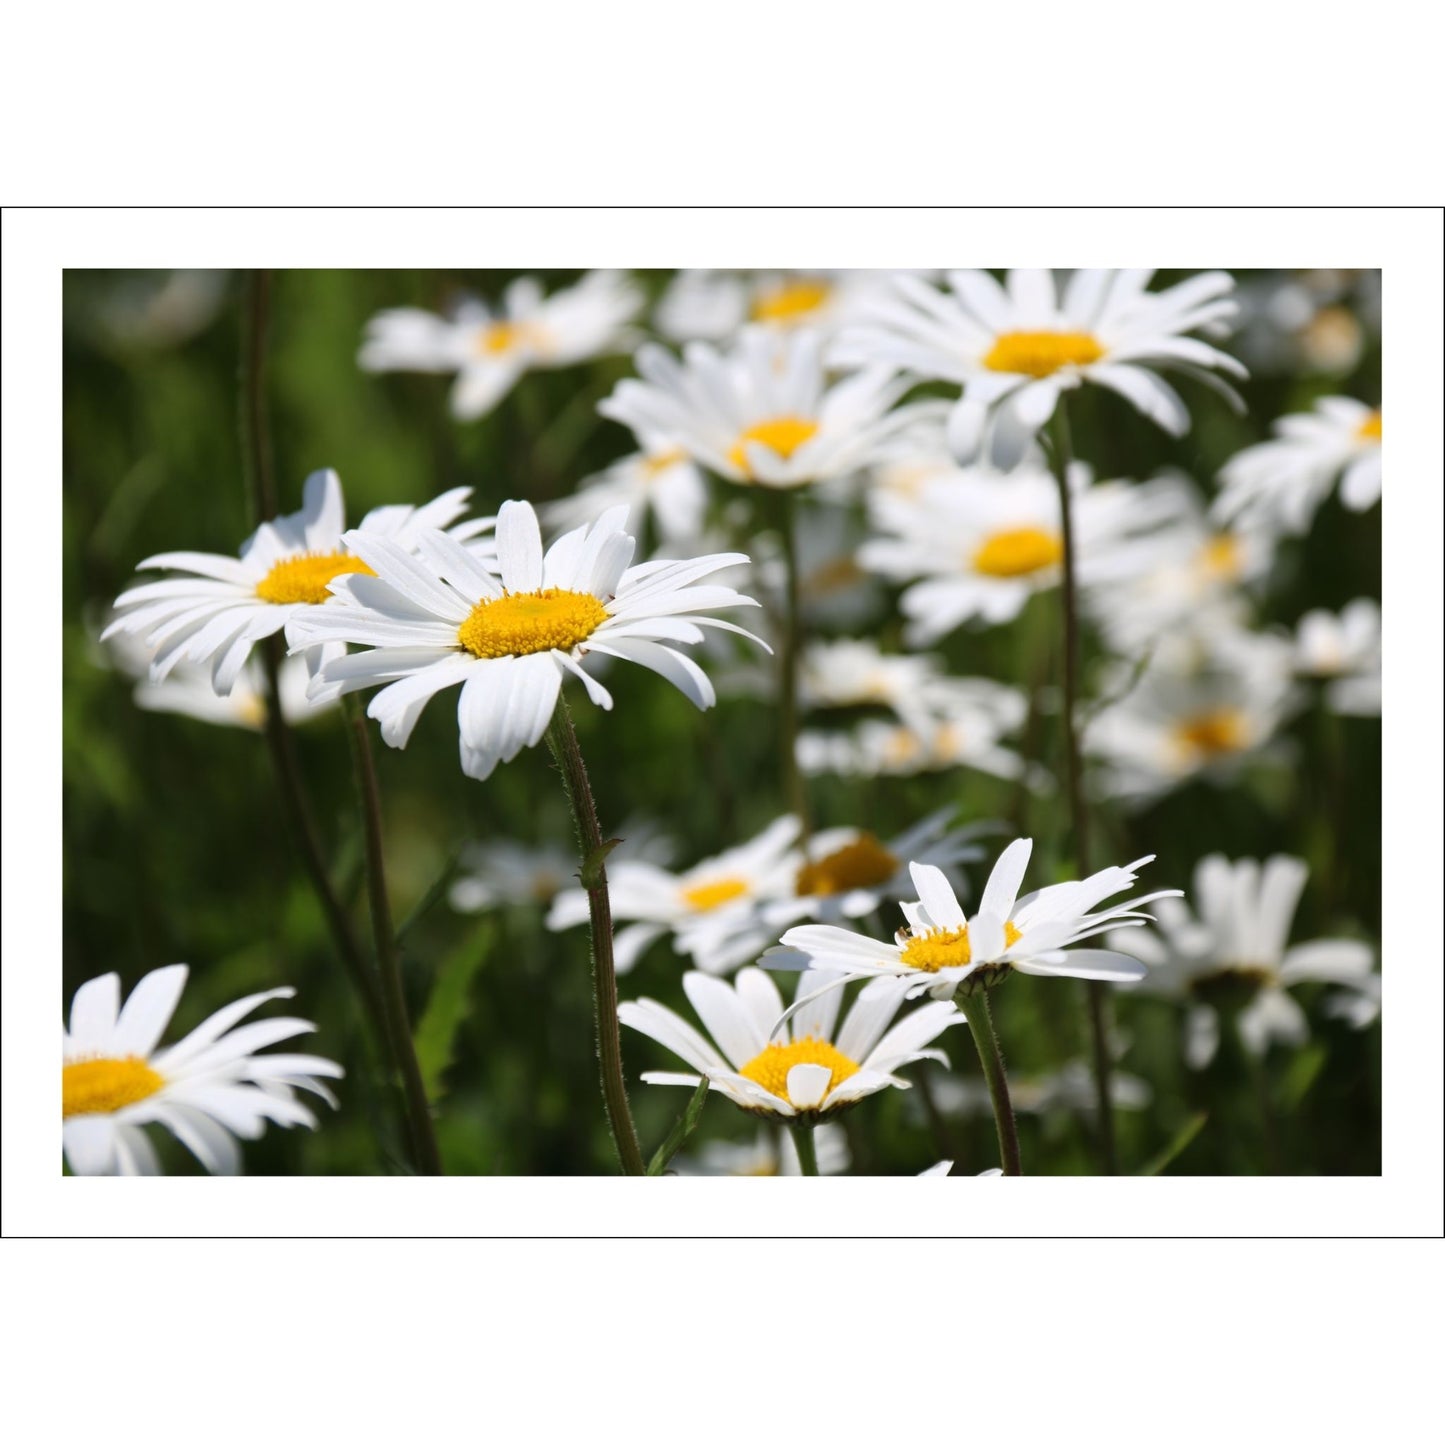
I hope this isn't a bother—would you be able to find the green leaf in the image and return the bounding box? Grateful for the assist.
[1139,1112,1208,1176]
[646,1076,711,1176]
[413,921,493,1105]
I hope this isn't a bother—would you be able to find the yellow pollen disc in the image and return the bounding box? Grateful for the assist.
[1174,709,1248,758]
[1198,534,1243,580]
[456,588,608,659]
[727,416,820,476]
[750,279,832,325]
[883,729,923,765]
[973,527,1064,578]
[739,1037,860,1104]
[682,877,750,912]
[255,551,376,605]
[983,329,1105,378]
[796,833,900,897]
[478,320,527,356]
[63,1057,165,1118]
[640,448,687,480]
[1357,410,1382,441]
[901,921,1023,973]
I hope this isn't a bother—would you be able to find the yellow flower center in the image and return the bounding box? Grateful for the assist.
[639,448,687,480]
[973,527,1064,578]
[983,330,1105,379]
[477,320,528,356]
[796,833,899,897]
[739,1037,860,1105]
[883,728,923,766]
[681,877,750,912]
[255,551,376,605]
[63,1057,165,1118]
[900,921,1023,973]
[727,416,820,477]
[456,588,609,659]
[750,279,833,325]
[1198,534,1243,581]
[1174,709,1248,759]
[1357,410,1382,442]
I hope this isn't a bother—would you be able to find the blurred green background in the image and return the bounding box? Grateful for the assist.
[62,269,1380,1174]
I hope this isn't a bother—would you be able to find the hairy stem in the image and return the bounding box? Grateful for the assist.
[546,699,646,1176]
[963,989,1022,1176]
[1045,400,1118,1175]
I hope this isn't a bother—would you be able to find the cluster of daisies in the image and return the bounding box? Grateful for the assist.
[79,266,1380,1175]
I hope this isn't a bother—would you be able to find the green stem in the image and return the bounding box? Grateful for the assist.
[1045,400,1118,1176]
[963,989,1022,1176]
[545,699,647,1176]
[793,1126,820,1177]
[776,490,811,842]
[344,700,443,1176]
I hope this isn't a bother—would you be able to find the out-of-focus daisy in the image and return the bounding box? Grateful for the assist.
[102,470,486,696]
[620,966,963,1123]
[655,269,935,345]
[62,965,341,1175]
[1232,269,1377,377]
[545,424,708,545]
[675,1124,850,1176]
[1083,481,1276,655]
[1292,599,1381,716]
[103,628,335,731]
[1085,627,1298,801]
[930,1057,1151,1119]
[448,840,579,913]
[859,460,1186,642]
[1112,855,1376,1067]
[1213,396,1382,534]
[834,268,1244,467]
[767,841,1176,1005]
[359,271,643,421]
[547,815,802,974]
[288,500,765,781]
[600,327,914,490]
[920,1162,1004,1177]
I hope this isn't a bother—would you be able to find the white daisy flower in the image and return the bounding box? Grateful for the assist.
[619,966,964,1122]
[545,425,708,545]
[448,840,579,913]
[765,841,1176,1005]
[797,638,945,724]
[599,326,915,490]
[859,460,1186,642]
[546,815,803,975]
[1213,396,1382,534]
[101,469,487,696]
[359,270,643,421]
[1292,599,1381,717]
[1232,269,1376,377]
[1111,854,1376,1067]
[920,1162,1004,1177]
[1084,626,1299,802]
[288,499,765,781]
[675,1124,850,1176]
[62,965,341,1176]
[1083,481,1276,655]
[655,269,936,345]
[833,267,1245,467]
[797,708,1031,787]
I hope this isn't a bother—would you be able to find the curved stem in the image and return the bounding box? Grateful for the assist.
[344,700,443,1175]
[793,1126,820,1176]
[963,989,1022,1176]
[776,490,811,843]
[545,699,646,1176]
[1045,400,1118,1176]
